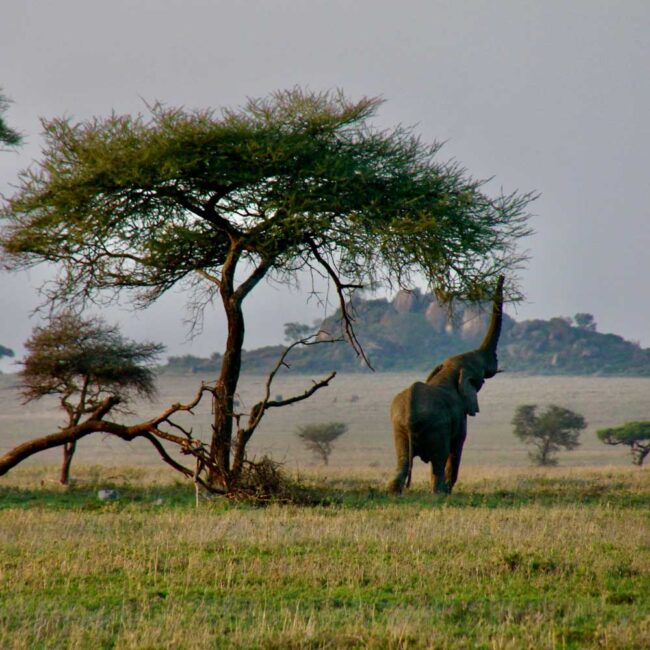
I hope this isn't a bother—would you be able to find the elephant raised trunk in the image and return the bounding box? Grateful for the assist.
[388,275,505,495]
[478,275,504,378]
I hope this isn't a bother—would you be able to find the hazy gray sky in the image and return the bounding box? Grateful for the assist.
[1,0,649,370]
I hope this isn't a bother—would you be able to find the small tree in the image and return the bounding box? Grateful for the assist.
[574,313,597,331]
[296,422,348,465]
[0,90,22,149]
[284,322,314,343]
[512,404,586,466]
[0,344,13,360]
[19,313,163,484]
[597,422,650,466]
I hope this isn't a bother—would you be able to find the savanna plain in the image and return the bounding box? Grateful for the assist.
[1,372,648,649]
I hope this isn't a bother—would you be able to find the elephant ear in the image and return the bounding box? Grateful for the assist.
[458,368,480,416]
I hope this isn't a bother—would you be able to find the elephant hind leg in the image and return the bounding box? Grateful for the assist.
[387,461,410,494]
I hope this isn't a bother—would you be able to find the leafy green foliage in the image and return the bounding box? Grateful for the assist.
[573,312,597,331]
[283,322,316,343]
[1,88,532,309]
[512,404,587,466]
[296,421,348,465]
[164,353,221,374]
[597,422,650,466]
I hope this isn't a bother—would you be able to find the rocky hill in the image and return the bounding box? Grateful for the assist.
[165,289,650,376]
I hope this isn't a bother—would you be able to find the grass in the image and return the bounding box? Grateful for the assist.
[0,465,648,649]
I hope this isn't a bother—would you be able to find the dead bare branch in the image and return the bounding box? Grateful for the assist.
[229,334,340,477]
[306,237,373,369]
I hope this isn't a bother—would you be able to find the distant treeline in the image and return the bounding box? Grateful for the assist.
[165,289,650,376]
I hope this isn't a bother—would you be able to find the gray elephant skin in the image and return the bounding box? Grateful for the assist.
[388,276,504,494]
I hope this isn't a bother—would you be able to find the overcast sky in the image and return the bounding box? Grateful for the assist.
[1,0,649,370]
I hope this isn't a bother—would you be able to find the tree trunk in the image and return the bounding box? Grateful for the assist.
[538,437,552,466]
[60,440,76,485]
[209,297,245,489]
[632,442,649,466]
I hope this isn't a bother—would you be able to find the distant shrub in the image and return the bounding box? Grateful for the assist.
[295,422,348,465]
[512,404,586,466]
[0,344,13,360]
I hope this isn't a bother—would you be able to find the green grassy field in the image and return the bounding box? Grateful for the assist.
[1,465,648,649]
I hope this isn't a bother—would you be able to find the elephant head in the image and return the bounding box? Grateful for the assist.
[389,275,504,495]
[458,367,483,416]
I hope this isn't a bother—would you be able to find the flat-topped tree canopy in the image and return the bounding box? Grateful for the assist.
[1,88,533,312]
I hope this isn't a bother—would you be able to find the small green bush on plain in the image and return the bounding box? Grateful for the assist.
[512,404,587,465]
[597,421,650,466]
[295,421,348,465]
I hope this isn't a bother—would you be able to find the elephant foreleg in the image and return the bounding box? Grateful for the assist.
[431,463,450,493]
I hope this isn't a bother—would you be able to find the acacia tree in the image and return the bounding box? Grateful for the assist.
[18,313,163,484]
[597,422,650,466]
[1,89,534,490]
[512,404,587,466]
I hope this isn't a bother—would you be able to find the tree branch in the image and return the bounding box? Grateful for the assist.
[229,335,339,476]
[306,237,372,369]
[233,256,273,302]
[172,191,242,239]
[138,430,216,492]
[0,395,120,476]
[260,371,336,411]
[144,382,214,429]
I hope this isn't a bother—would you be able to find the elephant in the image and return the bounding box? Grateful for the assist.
[388,276,504,494]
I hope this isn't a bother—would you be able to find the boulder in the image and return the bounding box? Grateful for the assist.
[97,489,119,501]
